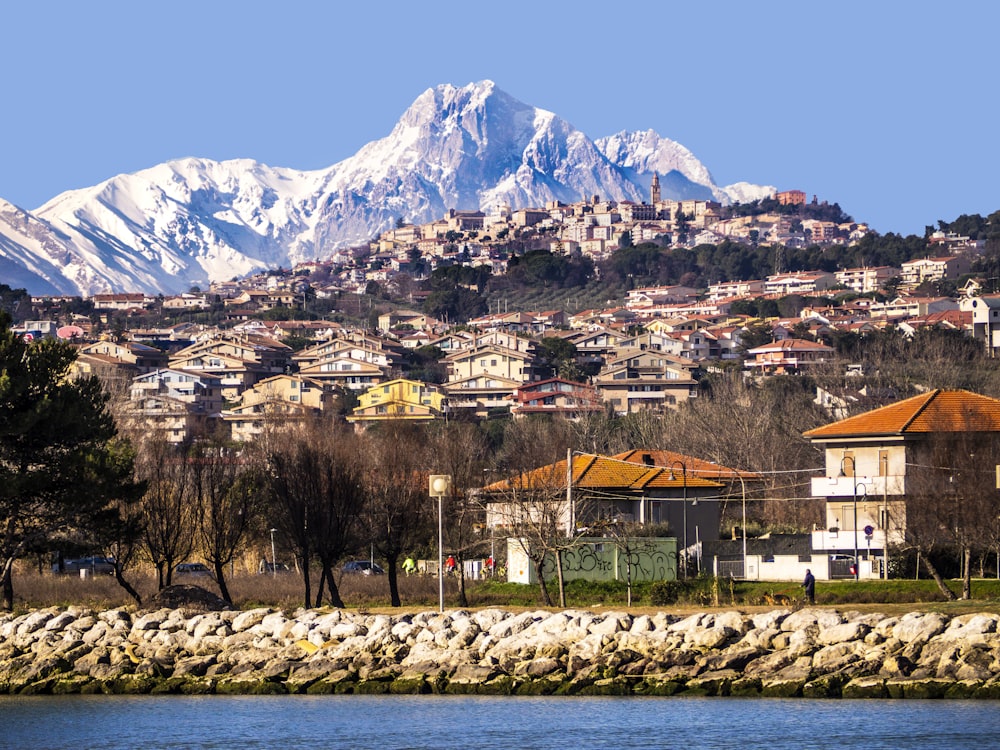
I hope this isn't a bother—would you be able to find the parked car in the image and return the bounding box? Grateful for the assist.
[258,561,291,574]
[342,560,385,576]
[174,562,212,577]
[52,556,115,575]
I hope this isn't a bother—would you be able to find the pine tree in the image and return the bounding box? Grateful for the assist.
[0,313,140,610]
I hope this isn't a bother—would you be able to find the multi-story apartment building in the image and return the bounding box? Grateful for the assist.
[707,279,767,299]
[592,350,698,415]
[764,271,838,295]
[223,374,337,442]
[900,256,972,286]
[776,190,807,206]
[868,296,959,321]
[124,368,224,443]
[834,266,902,294]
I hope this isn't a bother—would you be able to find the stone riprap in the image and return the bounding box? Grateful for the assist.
[2,606,1000,698]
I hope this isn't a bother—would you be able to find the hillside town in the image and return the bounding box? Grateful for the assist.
[8,182,993,443]
[5,184,1000,596]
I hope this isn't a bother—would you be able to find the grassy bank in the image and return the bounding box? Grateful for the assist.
[8,571,1000,616]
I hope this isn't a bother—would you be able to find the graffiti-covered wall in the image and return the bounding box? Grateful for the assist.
[506,537,676,585]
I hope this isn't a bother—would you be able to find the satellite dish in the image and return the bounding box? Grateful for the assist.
[57,325,85,340]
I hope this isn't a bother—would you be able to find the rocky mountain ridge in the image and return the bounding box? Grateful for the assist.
[0,81,772,296]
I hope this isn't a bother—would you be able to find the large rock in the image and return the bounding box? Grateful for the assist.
[149,586,232,612]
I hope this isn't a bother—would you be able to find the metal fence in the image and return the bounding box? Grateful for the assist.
[717,559,745,580]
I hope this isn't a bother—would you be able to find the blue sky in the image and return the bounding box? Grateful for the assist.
[2,1,996,236]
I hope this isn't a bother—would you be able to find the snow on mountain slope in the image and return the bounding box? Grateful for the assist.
[1,81,773,295]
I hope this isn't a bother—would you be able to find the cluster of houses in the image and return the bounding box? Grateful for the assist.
[25,293,1000,586]
[16,252,1000,448]
[371,186,871,271]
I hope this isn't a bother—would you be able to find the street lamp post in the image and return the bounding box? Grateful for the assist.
[839,457,865,581]
[269,528,277,578]
[669,461,688,579]
[737,473,747,580]
[429,475,452,613]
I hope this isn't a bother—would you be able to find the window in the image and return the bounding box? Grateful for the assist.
[842,451,855,477]
[878,450,889,476]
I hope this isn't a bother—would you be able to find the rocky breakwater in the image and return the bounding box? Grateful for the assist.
[2,606,1000,698]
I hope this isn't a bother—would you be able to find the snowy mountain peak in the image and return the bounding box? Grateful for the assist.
[0,82,773,295]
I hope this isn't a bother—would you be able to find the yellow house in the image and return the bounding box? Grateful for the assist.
[346,378,448,426]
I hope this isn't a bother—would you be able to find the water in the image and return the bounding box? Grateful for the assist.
[1,695,997,749]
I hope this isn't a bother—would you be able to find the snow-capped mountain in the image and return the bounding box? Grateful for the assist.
[0,81,774,296]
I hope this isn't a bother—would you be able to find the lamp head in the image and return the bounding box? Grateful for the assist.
[429,475,452,497]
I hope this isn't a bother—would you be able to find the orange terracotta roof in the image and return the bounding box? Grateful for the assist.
[804,389,1000,439]
[613,449,762,481]
[483,453,722,493]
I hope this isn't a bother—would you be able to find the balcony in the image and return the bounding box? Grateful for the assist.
[811,475,905,498]
[811,528,886,552]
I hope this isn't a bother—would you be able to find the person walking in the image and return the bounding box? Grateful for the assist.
[802,568,816,605]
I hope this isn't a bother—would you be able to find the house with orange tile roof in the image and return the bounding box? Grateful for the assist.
[613,449,763,497]
[803,389,1000,579]
[480,451,724,579]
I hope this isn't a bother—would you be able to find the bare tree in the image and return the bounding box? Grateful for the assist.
[906,429,1000,600]
[190,443,262,605]
[660,371,827,531]
[426,421,491,606]
[133,437,197,589]
[360,421,434,607]
[263,422,365,608]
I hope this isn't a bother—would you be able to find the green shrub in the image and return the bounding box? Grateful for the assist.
[650,580,685,605]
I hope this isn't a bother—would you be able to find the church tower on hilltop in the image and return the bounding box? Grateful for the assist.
[650,172,661,204]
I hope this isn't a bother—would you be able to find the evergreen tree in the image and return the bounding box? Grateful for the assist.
[0,313,140,610]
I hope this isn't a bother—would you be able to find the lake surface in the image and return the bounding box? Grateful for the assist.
[2,694,997,749]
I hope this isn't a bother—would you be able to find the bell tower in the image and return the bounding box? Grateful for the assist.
[650,172,661,204]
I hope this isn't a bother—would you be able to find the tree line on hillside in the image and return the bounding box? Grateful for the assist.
[419,210,1000,322]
